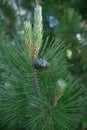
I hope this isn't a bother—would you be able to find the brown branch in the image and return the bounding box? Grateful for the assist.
[50,95,60,108]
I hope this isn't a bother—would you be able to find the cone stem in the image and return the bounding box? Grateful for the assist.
[33,69,42,98]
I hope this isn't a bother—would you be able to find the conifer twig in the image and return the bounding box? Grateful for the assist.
[33,69,42,98]
[32,4,43,99]
[50,79,65,108]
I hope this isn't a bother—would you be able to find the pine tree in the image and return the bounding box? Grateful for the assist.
[0,4,85,130]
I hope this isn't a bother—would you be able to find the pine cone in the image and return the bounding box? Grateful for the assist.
[33,58,50,70]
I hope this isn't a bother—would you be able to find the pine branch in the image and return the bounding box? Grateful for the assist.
[50,79,66,108]
[24,5,43,100]
[33,69,42,98]
[33,4,43,50]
